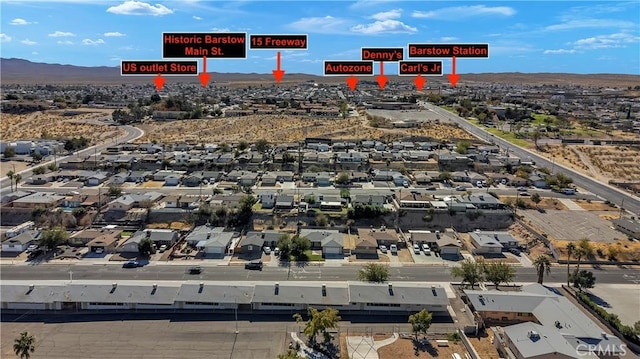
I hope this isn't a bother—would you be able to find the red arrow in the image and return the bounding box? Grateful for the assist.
[272,51,285,83]
[376,61,388,89]
[346,75,358,92]
[198,56,210,87]
[447,56,460,88]
[413,73,426,91]
[153,73,165,91]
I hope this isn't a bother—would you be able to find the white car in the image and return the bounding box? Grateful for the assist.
[274,247,280,256]
[159,244,167,253]
[424,247,431,255]
[264,246,271,255]
[390,244,398,254]
[413,244,420,254]
[95,248,104,254]
[379,245,387,253]
[422,243,430,253]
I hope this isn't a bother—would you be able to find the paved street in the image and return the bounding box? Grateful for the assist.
[1,263,638,284]
[421,103,640,216]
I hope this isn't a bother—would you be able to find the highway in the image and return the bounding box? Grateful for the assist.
[0,118,144,195]
[1,263,638,284]
[422,103,640,216]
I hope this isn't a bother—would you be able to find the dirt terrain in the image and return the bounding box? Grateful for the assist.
[135,115,474,144]
[1,111,122,142]
[552,239,640,262]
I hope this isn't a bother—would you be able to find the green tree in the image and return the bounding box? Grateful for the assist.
[138,237,154,256]
[530,193,542,207]
[39,227,68,250]
[293,307,341,347]
[255,139,269,153]
[339,188,350,199]
[14,174,22,187]
[237,140,249,151]
[107,183,122,197]
[6,170,14,192]
[335,172,350,185]
[4,147,16,158]
[32,166,46,175]
[575,238,593,272]
[408,309,432,340]
[634,320,640,336]
[566,242,576,286]
[570,270,596,292]
[358,263,389,283]
[219,143,231,153]
[438,171,452,183]
[451,259,484,288]
[290,236,311,261]
[13,331,35,359]
[277,234,292,260]
[455,140,470,154]
[483,261,515,288]
[31,152,43,162]
[533,255,551,284]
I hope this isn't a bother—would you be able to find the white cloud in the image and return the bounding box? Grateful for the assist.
[10,18,35,25]
[0,33,11,42]
[104,31,126,37]
[543,49,577,54]
[371,9,402,21]
[211,27,231,32]
[193,15,202,20]
[288,16,350,34]
[412,5,516,19]
[48,31,75,37]
[32,51,38,55]
[573,32,640,49]
[440,36,458,41]
[544,19,636,31]
[351,20,417,34]
[106,1,173,16]
[57,40,74,45]
[82,38,105,45]
[21,39,38,45]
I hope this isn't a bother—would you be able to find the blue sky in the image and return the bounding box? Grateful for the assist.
[1,0,639,74]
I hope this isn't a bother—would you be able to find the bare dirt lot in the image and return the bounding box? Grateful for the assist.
[135,115,475,144]
[521,210,624,243]
[552,239,640,262]
[377,337,469,359]
[1,111,122,143]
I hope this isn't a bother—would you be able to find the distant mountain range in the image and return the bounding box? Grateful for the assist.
[1,58,638,87]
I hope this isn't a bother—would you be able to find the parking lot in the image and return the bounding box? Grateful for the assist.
[521,210,622,242]
[588,283,640,327]
[1,314,288,359]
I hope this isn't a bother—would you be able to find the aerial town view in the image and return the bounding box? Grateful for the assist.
[1,1,639,358]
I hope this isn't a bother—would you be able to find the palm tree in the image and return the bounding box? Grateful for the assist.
[6,170,14,192]
[533,255,551,285]
[14,174,22,189]
[566,242,576,286]
[13,331,35,359]
[575,238,593,272]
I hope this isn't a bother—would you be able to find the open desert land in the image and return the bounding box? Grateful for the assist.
[1,111,125,143]
[541,144,640,183]
[135,115,475,144]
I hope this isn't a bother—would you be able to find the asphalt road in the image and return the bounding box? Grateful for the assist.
[0,118,143,195]
[422,103,640,216]
[2,263,638,284]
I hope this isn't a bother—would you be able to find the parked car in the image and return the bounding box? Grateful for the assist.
[509,248,521,256]
[264,246,271,255]
[390,244,398,254]
[379,245,388,254]
[274,247,280,256]
[413,244,420,254]
[95,248,104,254]
[424,247,432,255]
[517,186,528,191]
[426,185,437,190]
[188,266,202,274]
[122,260,141,268]
[159,244,167,253]
[518,192,531,196]
[455,185,467,191]
[245,260,263,270]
